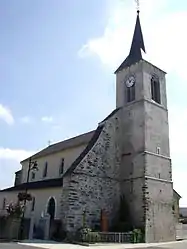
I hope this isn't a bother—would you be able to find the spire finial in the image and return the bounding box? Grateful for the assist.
[114,0,146,73]
[135,0,140,13]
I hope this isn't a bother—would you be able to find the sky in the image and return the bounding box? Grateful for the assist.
[0,0,186,206]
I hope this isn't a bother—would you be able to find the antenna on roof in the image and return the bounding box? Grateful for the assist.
[48,140,51,146]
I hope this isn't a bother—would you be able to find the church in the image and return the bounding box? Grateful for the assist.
[0,10,180,242]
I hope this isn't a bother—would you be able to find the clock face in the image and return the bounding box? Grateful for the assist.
[125,76,135,88]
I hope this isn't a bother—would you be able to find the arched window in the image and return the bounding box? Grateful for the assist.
[31,197,35,211]
[43,162,48,178]
[151,75,161,104]
[31,172,35,180]
[59,158,64,175]
[47,197,56,219]
[2,198,6,210]
[127,84,135,103]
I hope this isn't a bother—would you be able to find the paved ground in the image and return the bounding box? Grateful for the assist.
[0,241,187,249]
[0,244,41,249]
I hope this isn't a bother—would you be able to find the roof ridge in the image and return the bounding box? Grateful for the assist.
[21,130,95,163]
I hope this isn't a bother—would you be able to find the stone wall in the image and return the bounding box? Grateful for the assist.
[0,217,21,240]
[145,178,175,242]
[143,99,175,242]
[118,101,146,229]
[61,111,121,232]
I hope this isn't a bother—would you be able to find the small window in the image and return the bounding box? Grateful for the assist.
[130,180,133,193]
[151,75,161,104]
[2,198,6,210]
[127,84,135,103]
[156,147,160,154]
[31,197,35,211]
[43,162,48,178]
[31,172,35,180]
[59,158,64,175]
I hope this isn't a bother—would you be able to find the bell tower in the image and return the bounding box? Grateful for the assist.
[116,11,175,242]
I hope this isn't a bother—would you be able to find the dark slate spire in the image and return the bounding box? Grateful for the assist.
[115,11,146,73]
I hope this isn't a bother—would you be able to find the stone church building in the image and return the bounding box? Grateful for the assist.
[0,11,179,242]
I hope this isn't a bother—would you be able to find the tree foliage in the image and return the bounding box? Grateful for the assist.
[18,192,32,202]
[6,202,23,218]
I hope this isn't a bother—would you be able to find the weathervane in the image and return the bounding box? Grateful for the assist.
[135,0,140,12]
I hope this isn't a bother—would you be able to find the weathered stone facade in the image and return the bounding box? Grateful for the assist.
[61,58,175,243]
[61,112,121,231]
[116,60,175,242]
[145,178,175,242]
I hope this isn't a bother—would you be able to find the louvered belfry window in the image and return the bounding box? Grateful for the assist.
[151,75,161,104]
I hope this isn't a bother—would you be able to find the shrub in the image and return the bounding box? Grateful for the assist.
[6,202,23,218]
[132,228,144,243]
[76,227,101,243]
[83,231,101,243]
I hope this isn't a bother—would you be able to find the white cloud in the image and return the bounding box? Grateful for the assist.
[0,148,34,189]
[169,107,187,206]
[0,104,14,125]
[20,115,54,124]
[79,0,187,82]
[41,116,54,123]
[169,108,187,157]
[0,147,33,162]
[20,116,34,124]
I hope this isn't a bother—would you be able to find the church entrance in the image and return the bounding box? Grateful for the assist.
[47,197,58,240]
[47,197,56,219]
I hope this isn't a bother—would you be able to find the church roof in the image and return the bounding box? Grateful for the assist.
[115,11,146,73]
[0,178,63,192]
[21,130,95,163]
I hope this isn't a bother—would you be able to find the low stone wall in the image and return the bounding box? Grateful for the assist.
[176,223,187,240]
[0,216,7,239]
[0,216,21,240]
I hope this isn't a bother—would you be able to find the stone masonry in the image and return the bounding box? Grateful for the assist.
[61,111,121,232]
[116,60,175,242]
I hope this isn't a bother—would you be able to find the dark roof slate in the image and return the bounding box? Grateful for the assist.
[0,178,63,192]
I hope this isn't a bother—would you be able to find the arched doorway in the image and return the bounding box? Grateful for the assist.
[47,197,56,219]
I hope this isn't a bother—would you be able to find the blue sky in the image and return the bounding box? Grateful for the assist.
[0,0,187,206]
